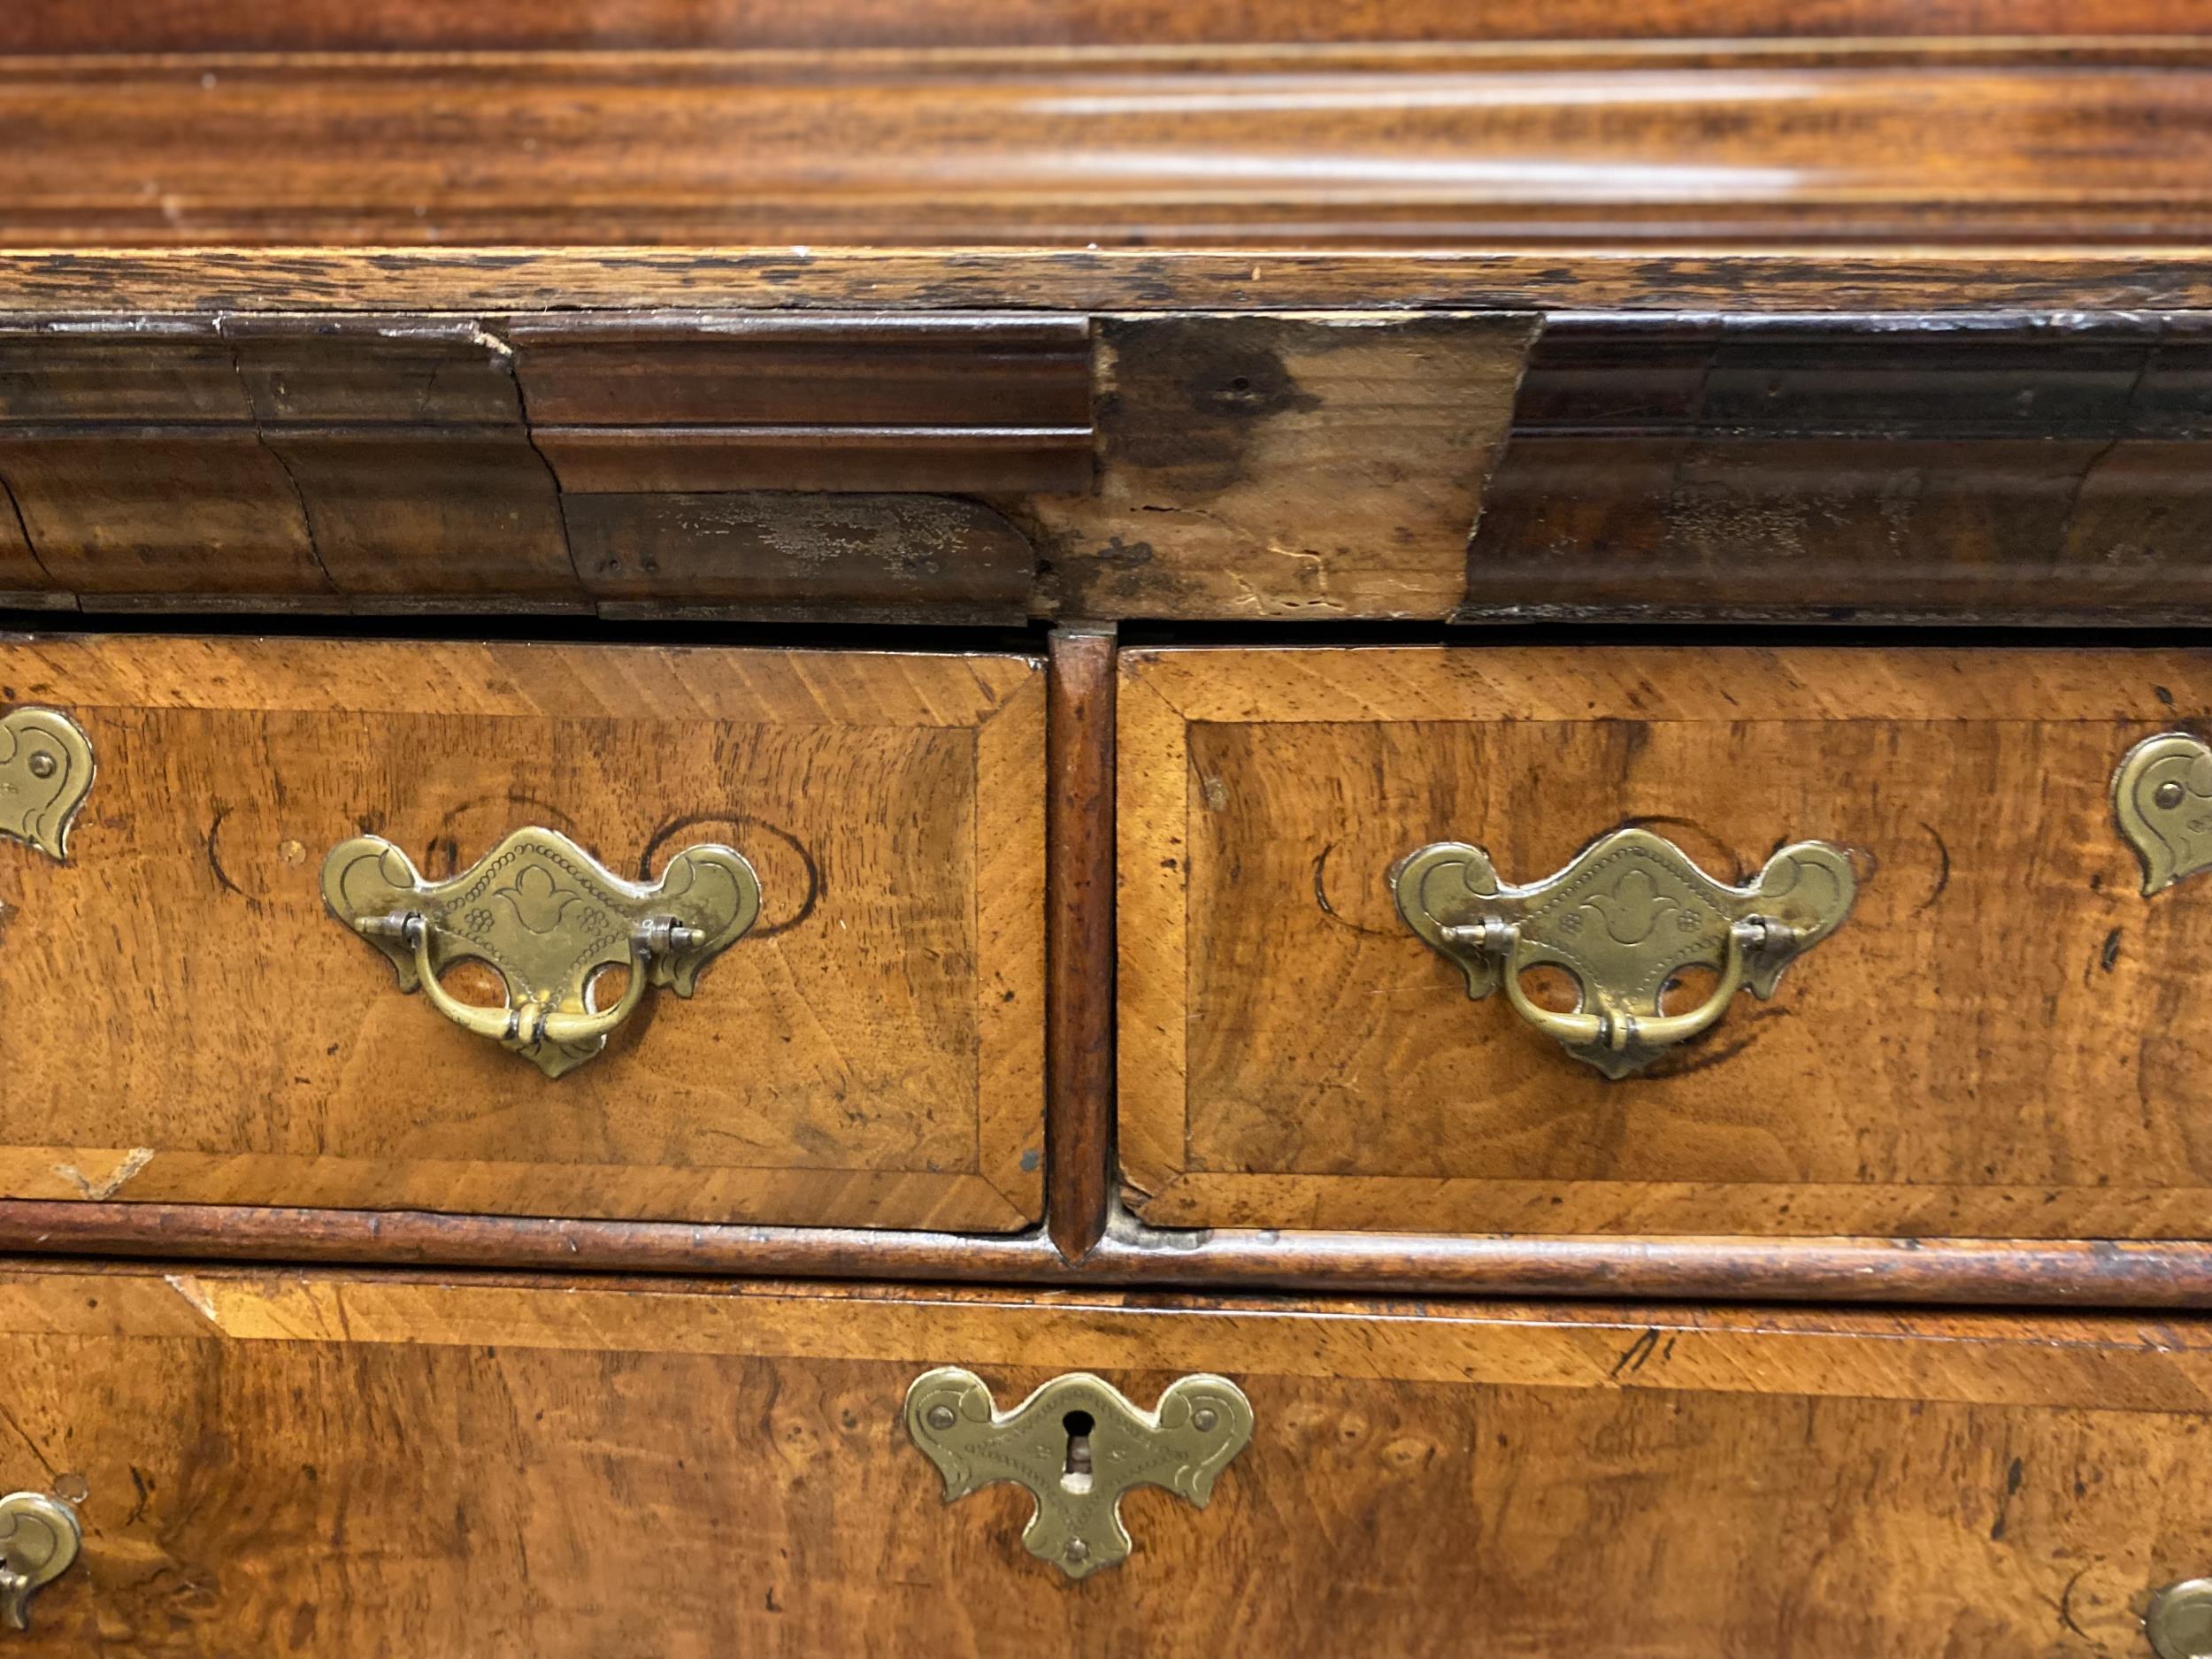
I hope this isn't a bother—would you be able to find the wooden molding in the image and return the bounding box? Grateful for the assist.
[1045,626,1117,1261]
[4,1202,2212,1307]
[1463,311,2212,623]
[0,312,1085,616]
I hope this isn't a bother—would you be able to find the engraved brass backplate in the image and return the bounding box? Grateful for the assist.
[0,708,94,862]
[2149,1578,2212,1659]
[2115,732,2212,896]
[322,826,761,1079]
[1393,826,1856,1079]
[904,1369,1253,1580]
[0,1492,81,1633]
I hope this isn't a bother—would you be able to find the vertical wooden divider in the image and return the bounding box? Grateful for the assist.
[1046,624,1117,1261]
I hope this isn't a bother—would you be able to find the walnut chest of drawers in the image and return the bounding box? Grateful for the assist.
[4,4,2212,1655]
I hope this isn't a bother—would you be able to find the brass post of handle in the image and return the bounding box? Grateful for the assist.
[1392,826,1856,1079]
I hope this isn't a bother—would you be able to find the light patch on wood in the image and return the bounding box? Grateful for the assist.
[161,1272,223,1329]
[1023,312,1535,620]
[49,1145,154,1202]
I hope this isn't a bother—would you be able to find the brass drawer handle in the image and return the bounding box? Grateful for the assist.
[1393,827,1855,1079]
[2116,732,2212,895]
[905,1369,1252,1580]
[0,707,94,863]
[0,1492,81,1633]
[322,826,761,1079]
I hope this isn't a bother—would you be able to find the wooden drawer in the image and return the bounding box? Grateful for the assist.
[1119,646,2212,1239]
[1,1263,2208,1655]
[0,638,1043,1230]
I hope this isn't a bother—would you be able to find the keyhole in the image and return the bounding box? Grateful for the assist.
[1061,1409,1095,1494]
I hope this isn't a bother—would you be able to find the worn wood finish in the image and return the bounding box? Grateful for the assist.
[3,0,2198,51]
[0,637,1046,1231]
[511,313,1093,496]
[565,494,1039,623]
[1120,646,2212,1239]
[0,311,1551,622]
[1,1263,2209,1655]
[4,49,2212,248]
[0,319,565,608]
[12,1201,2212,1307]
[1015,313,1531,620]
[1464,313,2212,623]
[1046,627,1115,1262]
[0,472,63,606]
[9,248,2212,319]
[0,314,1094,617]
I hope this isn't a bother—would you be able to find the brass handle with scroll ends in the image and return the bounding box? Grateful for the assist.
[322,826,760,1079]
[1392,826,1856,1079]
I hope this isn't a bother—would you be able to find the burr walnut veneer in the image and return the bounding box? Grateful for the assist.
[0,636,1046,1231]
[3,1265,2209,1657]
[1118,646,2212,1240]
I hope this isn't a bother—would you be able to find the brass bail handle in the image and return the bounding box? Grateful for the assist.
[357,910,702,1053]
[1393,827,1857,1079]
[0,1491,82,1633]
[1449,912,1796,1064]
[322,826,763,1079]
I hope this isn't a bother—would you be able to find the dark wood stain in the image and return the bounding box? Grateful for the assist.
[1463,314,2212,622]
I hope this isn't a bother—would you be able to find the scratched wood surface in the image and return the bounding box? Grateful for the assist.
[0,315,1087,618]
[1119,647,2212,1238]
[0,638,1045,1230]
[0,1264,2205,1656]
[8,249,2212,318]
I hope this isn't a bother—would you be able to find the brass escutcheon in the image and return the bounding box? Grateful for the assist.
[322,826,761,1079]
[2115,732,2212,896]
[2149,1578,2212,1659]
[904,1369,1253,1580]
[0,707,94,863]
[1392,827,1856,1079]
[0,1492,81,1633]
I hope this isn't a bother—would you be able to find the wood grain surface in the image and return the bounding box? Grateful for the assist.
[0,638,1046,1230]
[3,0,2198,51]
[0,47,2208,248]
[1120,646,2212,1239]
[0,1263,2207,1655]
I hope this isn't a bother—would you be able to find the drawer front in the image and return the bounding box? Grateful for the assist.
[0,638,1043,1230]
[1119,646,2212,1238]
[1,1266,2207,1655]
